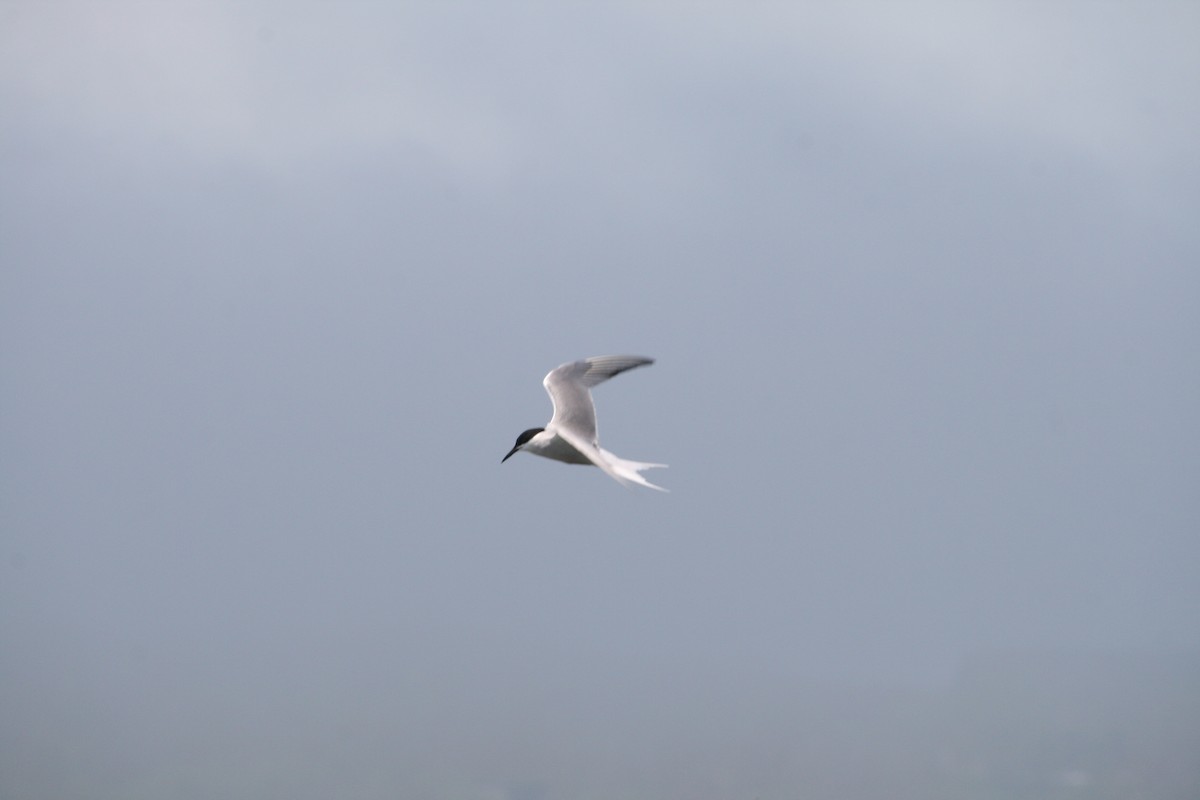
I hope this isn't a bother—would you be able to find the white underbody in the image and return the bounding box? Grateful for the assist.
[523,425,667,491]
[522,430,595,465]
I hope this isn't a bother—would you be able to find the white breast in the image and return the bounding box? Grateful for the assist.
[523,430,594,465]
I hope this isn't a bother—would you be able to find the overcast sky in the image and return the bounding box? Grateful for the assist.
[2,2,1198,798]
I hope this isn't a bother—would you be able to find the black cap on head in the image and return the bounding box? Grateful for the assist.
[502,427,544,463]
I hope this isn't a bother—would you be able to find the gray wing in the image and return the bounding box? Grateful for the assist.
[543,355,654,443]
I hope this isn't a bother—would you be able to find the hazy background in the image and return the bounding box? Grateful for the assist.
[2,2,1198,798]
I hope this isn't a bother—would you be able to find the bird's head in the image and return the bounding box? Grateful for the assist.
[502,427,545,463]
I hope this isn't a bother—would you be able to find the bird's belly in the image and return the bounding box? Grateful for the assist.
[530,434,594,465]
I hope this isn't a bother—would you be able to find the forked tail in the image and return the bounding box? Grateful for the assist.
[597,447,669,492]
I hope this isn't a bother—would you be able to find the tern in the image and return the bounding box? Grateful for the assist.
[502,355,668,491]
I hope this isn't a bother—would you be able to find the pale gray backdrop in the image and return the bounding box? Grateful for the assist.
[2,3,1198,798]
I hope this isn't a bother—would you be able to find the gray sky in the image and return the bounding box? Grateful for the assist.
[2,2,1198,798]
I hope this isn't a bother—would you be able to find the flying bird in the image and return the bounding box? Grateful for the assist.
[502,355,667,491]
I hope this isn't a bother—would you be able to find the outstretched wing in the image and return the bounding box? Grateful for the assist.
[543,355,654,443]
